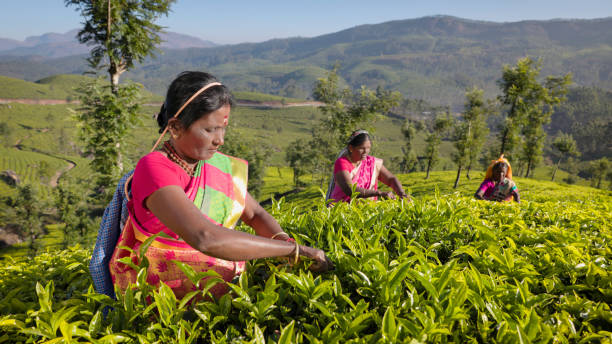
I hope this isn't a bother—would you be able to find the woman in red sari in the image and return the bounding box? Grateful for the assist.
[326,129,409,203]
[108,71,332,299]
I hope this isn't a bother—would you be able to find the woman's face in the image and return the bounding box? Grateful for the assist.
[492,164,507,183]
[348,139,371,163]
[171,104,230,163]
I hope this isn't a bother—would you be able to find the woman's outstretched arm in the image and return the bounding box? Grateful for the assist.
[512,189,520,203]
[146,186,332,271]
[474,189,485,200]
[378,165,409,199]
[240,192,289,239]
[335,170,382,198]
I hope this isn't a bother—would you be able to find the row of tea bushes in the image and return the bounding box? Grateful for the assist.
[1,191,610,342]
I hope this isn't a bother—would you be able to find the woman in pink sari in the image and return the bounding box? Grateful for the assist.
[107,71,332,300]
[474,155,520,203]
[326,130,409,203]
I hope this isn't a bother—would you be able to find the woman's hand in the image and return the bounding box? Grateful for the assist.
[378,190,396,199]
[299,246,334,272]
[399,193,412,202]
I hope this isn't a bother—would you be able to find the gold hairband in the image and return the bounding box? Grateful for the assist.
[150,81,222,153]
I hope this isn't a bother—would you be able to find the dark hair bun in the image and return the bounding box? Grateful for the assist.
[156,102,168,133]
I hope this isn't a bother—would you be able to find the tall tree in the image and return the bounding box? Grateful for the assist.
[66,0,174,194]
[302,65,400,183]
[73,79,141,193]
[424,112,452,180]
[520,73,572,177]
[590,157,610,189]
[3,184,45,254]
[54,178,94,248]
[497,57,571,176]
[285,139,313,187]
[551,133,579,182]
[452,87,490,188]
[65,0,174,93]
[399,120,421,173]
[313,66,400,148]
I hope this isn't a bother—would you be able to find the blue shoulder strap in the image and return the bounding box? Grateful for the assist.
[89,171,133,299]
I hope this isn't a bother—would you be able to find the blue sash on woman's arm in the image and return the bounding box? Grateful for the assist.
[89,171,133,299]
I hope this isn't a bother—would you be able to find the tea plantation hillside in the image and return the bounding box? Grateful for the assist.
[0,97,455,201]
[0,173,610,342]
[0,75,162,102]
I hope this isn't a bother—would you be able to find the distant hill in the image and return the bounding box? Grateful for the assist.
[1,16,611,108]
[0,74,161,101]
[0,74,88,100]
[0,29,217,58]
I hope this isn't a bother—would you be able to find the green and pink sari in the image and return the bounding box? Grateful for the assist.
[109,152,248,299]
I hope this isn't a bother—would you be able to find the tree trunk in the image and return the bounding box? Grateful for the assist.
[425,157,432,179]
[551,157,562,181]
[453,165,462,188]
[106,0,119,95]
[110,72,120,94]
[525,159,533,178]
[466,164,472,180]
[108,65,125,95]
[499,127,508,156]
[116,142,123,173]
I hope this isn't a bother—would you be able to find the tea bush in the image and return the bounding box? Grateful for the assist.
[1,187,610,342]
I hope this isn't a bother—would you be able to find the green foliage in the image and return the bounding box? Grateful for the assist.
[314,66,401,148]
[65,0,175,90]
[496,57,572,177]
[54,177,95,249]
[296,65,401,183]
[285,139,313,187]
[452,87,491,187]
[551,133,580,182]
[424,112,452,179]
[589,157,610,189]
[550,86,612,161]
[2,184,46,253]
[72,78,142,197]
[1,178,610,342]
[398,120,420,173]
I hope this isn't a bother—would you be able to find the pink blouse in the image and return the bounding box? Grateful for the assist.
[329,155,379,202]
[131,151,194,238]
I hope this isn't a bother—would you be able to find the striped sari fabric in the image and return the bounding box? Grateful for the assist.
[109,152,248,299]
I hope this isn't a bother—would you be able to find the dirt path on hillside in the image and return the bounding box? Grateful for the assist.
[3,97,322,186]
[12,131,77,187]
[0,99,79,105]
[49,161,76,187]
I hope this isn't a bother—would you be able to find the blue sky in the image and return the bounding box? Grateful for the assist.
[1,0,611,44]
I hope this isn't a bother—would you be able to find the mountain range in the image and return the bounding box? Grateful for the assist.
[1,16,611,108]
[0,29,217,57]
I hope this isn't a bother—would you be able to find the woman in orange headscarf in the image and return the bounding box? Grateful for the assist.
[474,155,520,203]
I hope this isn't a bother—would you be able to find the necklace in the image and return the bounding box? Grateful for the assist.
[162,141,196,177]
[345,152,361,168]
